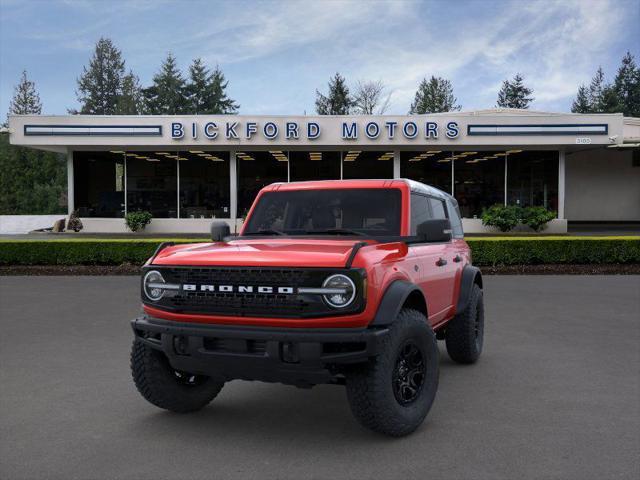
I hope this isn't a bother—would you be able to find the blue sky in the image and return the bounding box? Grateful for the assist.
[1,0,638,117]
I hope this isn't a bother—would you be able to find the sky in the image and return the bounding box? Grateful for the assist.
[0,0,638,117]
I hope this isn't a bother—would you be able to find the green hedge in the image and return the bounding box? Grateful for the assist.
[0,237,639,266]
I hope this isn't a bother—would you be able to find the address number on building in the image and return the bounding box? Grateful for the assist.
[576,137,592,144]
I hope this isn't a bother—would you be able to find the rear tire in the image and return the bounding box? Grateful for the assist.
[445,283,484,364]
[131,340,224,413]
[345,309,439,437]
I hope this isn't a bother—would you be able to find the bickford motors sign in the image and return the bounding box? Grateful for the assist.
[171,119,461,141]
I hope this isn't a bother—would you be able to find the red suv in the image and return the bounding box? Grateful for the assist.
[131,179,484,436]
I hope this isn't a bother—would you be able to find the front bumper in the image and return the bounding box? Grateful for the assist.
[131,316,389,387]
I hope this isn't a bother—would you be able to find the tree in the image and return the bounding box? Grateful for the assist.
[185,59,239,114]
[571,85,591,113]
[116,71,144,115]
[1,73,66,214]
[613,51,640,117]
[353,80,391,114]
[75,37,126,114]
[587,67,607,112]
[409,76,460,114]
[496,74,534,109]
[8,70,42,117]
[143,53,188,114]
[315,73,353,115]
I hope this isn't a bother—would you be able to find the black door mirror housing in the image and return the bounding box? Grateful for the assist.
[210,220,231,242]
[416,219,452,243]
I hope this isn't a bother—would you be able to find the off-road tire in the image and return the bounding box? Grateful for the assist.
[445,283,484,364]
[131,340,224,413]
[345,309,439,437]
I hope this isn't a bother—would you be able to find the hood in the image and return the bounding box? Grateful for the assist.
[151,238,370,268]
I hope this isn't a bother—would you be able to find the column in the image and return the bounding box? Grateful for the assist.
[229,150,237,221]
[558,149,566,219]
[66,149,74,215]
[393,150,401,178]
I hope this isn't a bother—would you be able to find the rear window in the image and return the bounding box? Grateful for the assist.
[244,188,402,236]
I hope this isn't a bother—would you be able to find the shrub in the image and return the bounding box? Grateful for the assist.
[66,210,83,232]
[125,211,153,232]
[481,205,520,232]
[521,206,556,232]
[0,237,638,267]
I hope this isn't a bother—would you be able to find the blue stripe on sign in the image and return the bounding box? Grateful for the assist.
[24,125,163,137]
[467,124,608,136]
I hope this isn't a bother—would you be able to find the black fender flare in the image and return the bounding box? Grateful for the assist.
[456,265,483,314]
[370,280,427,327]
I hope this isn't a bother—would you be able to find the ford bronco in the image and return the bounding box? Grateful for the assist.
[131,179,484,436]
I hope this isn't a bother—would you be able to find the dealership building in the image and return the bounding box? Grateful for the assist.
[7,109,640,233]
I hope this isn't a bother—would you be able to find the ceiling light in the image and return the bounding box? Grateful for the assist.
[110,150,125,154]
[437,159,451,163]
[427,150,442,154]
[146,158,160,162]
[135,156,148,159]
[189,150,204,154]
[155,152,170,155]
[507,150,523,154]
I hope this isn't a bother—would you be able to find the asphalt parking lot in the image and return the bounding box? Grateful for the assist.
[1,275,638,480]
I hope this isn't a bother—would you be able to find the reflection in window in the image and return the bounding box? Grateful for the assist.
[73,151,125,217]
[342,151,394,179]
[237,151,288,216]
[179,151,230,218]
[454,151,505,218]
[401,151,452,193]
[507,150,558,212]
[289,151,340,181]
[410,194,431,234]
[126,152,177,218]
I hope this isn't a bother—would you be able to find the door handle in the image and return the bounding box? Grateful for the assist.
[453,255,462,263]
[436,257,447,267]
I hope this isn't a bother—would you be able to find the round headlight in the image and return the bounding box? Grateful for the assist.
[143,270,165,301]
[322,274,356,308]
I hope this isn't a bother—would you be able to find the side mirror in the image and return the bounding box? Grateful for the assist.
[416,219,452,243]
[210,220,230,242]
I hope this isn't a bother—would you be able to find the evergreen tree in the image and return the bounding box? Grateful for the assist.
[496,73,534,109]
[613,51,640,117]
[143,53,188,114]
[75,37,126,114]
[571,85,591,113]
[185,59,239,114]
[409,76,460,114]
[116,71,144,114]
[207,65,239,114]
[9,70,42,116]
[315,73,353,115]
[1,72,66,214]
[587,66,607,112]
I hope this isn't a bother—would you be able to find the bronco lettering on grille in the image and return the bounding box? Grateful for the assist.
[182,284,295,294]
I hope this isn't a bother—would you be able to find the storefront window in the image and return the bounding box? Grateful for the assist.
[126,152,177,218]
[73,151,125,217]
[507,150,558,212]
[178,151,230,218]
[237,151,288,216]
[453,151,505,218]
[342,150,394,179]
[289,151,340,181]
[401,151,452,193]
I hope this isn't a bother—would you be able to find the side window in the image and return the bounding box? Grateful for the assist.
[410,194,432,234]
[429,198,447,219]
[446,198,464,238]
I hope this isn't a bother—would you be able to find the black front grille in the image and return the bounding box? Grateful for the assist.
[144,267,365,319]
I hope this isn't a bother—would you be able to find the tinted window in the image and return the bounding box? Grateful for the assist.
[410,194,431,235]
[429,198,447,219]
[446,198,464,238]
[244,188,402,236]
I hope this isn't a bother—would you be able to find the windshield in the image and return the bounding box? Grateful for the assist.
[243,188,402,236]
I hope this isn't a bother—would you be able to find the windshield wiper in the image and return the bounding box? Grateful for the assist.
[305,228,365,236]
[245,229,286,236]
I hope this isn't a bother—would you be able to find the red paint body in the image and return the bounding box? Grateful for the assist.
[146,180,471,329]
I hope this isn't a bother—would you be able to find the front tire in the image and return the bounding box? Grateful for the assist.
[445,283,484,364]
[345,309,439,437]
[131,340,224,413]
